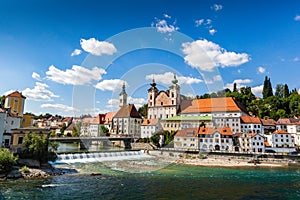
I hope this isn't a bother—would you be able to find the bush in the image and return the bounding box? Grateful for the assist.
[21,165,30,173]
[0,148,17,173]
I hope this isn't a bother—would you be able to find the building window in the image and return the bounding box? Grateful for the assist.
[161,102,163,106]
[18,137,23,144]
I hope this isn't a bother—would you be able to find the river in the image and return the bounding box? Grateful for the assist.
[1,156,300,200]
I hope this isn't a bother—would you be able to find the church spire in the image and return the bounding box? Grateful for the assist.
[150,75,156,88]
[172,73,178,85]
[119,81,127,108]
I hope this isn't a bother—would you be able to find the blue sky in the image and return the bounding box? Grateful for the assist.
[1,0,300,116]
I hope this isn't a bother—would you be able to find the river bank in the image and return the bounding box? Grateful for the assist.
[149,150,292,168]
[0,164,77,181]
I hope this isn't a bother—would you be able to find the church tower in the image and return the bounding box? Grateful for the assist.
[119,82,127,108]
[147,77,158,117]
[169,74,181,111]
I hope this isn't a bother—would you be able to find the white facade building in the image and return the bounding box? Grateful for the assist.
[147,75,181,119]
[198,127,234,152]
[140,118,162,138]
[240,116,264,134]
[180,97,248,133]
[266,130,293,148]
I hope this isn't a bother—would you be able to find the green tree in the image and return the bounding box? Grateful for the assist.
[0,148,17,173]
[150,132,161,147]
[138,104,148,118]
[23,132,56,163]
[288,93,300,116]
[275,84,284,98]
[233,82,238,92]
[60,123,67,135]
[0,95,5,108]
[283,84,290,98]
[99,126,109,136]
[72,126,79,137]
[262,76,273,99]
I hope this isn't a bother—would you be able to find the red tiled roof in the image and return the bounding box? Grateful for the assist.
[113,104,142,118]
[264,141,271,147]
[175,128,198,137]
[240,116,261,124]
[248,133,257,138]
[180,97,245,114]
[104,112,115,124]
[261,118,276,126]
[6,91,26,99]
[273,129,289,134]
[198,127,233,136]
[141,118,159,126]
[276,118,292,125]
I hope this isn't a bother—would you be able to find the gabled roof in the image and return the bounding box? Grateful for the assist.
[141,118,159,126]
[261,118,276,126]
[198,127,233,136]
[240,116,261,124]
[277,118,300,125]
[104,112,115,124]
[273,129,289,134]
[6,91,26,99]
[82,117,99,124]
[180,97,247,114]
[175,128,198,137]
[113,104,142,119]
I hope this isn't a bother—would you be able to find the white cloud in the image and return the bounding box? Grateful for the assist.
[22,82,59,101]
[294,15,300,21]
[107,96,146,110]
[95,79,127,91]
[128,97,147,108]
[163,13,171,19]
[107,98,119,109]
[209,29,217,35]
[46,65,107,85]
[251,85,264,97]
[41,103,79,112]
[206,19,212,25]
[195,19,205,27]
[213,75,222,81]
[145,72,202,85]
[3,90,15,96]
[182,39,249,71]
[80,38,117,56]
[154,18,179,33]
[32,72,41,81]
[258,66,266,73]
[71,49,82,56]
[212,4,223,11]
[293,57,299,62]
[225,79,252,90]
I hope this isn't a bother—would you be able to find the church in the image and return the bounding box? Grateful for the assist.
[147,74,181,119]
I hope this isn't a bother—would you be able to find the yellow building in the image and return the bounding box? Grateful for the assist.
[11,127,50,153]
[4,91,26,117]
[21,113,34,128]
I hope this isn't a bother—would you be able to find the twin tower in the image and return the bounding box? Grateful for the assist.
[119,74,181,119]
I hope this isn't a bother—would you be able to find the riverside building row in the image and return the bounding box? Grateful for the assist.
[1,77,300,154]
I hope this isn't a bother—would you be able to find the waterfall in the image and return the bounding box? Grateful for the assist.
[50,150,150,165]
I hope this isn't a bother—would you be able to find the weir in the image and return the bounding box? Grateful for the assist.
[50,150,151,165]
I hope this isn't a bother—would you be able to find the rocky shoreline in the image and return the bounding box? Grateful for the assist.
[0,158,78,181]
